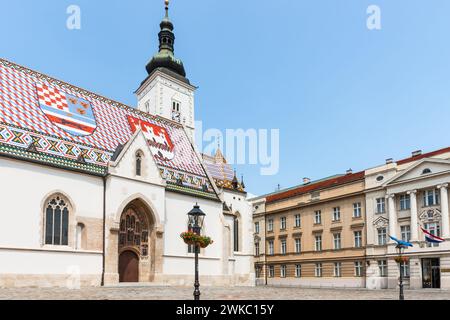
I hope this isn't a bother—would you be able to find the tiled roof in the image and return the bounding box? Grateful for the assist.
[202,149,245,193]
[396,147,450,165]
[0,59,218,199]
[266,171,365,203]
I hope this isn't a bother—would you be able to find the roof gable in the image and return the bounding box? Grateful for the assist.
[384,158,450,186]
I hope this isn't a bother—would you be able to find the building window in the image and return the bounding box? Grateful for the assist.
[333,233,342,250]
[354,261,363,277]
[255,266,262,278]
[399,194,411,211]
[400,225,411,242]
[171,101,181,122]
[315,235,322,251]
[354,231,363,248]
[423,189,440,207]
[268,266,274,278]
[353,202,362,218]
[267,219,274,232]
[378,260,387,277]
[376,198,386,214]
[280,217,287,230]
[315,263,323,277]
[120,207,150,256]
[44,195,70,246]
[255,242,260,256]
[135,152,143,176]
[424,222,441,248]
[314,210,322,224]
[332,207,341,221]
[295,264,302,278]
[400,261,410,278]
[254,222,260,234]
[280,265,287,278]
[295,238,301,253]
[268,240,274,255]
[294,214,301,228]
[377,228,387,245]
[233,217,239,252]
[334,262,342,277]
[144,100,150,113]
[280,239,287,255]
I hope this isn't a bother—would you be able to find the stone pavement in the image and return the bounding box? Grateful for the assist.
[0,286,450,300]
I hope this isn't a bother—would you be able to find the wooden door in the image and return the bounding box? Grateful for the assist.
[119,251,139,283]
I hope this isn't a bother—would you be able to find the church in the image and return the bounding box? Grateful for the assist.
[0,1,254,288]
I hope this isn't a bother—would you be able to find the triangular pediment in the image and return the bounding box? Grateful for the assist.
[384,158,450,186]
[109,129,165,185]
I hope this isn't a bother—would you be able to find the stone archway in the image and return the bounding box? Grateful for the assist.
[117,199,155,283]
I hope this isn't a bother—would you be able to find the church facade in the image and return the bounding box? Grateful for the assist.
[0,3,254,288]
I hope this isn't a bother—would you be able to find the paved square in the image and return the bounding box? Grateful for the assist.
[0,286,449,300]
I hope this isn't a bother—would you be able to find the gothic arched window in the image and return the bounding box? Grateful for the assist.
[234,216,240,252]
[136,152,143,176]
[45,195,70,246]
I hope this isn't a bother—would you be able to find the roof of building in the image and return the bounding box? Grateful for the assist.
[266,171,365,204]
[396,147,450,166]
[202,149,246,193]
[0,58,218,200]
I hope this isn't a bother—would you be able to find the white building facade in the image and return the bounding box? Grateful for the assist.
[0,3,254,288]
[365,148,450,290]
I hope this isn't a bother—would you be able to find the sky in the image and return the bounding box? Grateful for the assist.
[1,0,450,197]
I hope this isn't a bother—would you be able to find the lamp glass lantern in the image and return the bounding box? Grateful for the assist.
[188,204,205,235]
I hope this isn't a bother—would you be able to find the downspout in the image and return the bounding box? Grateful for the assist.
[101,170,107,286]
[265,214,268,286]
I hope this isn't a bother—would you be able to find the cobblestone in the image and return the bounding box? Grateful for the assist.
[0,286,450,300]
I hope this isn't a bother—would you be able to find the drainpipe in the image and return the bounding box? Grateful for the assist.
[264,214,268,286]
[101,171,108,286]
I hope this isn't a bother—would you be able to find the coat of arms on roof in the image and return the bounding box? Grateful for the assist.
[36,82,97,137]
[128,116,175,161]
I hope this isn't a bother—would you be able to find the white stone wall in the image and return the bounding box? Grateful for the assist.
[0,157,104,286]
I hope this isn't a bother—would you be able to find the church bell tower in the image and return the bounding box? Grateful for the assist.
[136,0,196,140]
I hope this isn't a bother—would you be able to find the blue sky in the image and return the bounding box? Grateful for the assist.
[1,0,450,196]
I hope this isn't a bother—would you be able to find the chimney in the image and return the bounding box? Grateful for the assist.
[412,150,422,157]
[346,169,353,175]
[303,177,311,184]
[386,158,394,165]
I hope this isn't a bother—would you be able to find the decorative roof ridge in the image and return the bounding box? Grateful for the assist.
[0,58,185,130]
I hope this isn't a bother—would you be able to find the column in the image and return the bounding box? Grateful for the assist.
[408,190,418,241]
[387,194,397,241]
[439,184,450,239]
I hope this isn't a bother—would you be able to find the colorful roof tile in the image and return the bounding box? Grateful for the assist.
[0,59,218,200]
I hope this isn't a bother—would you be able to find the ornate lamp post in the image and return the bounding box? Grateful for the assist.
[187,204,206,301]
[395,244,407,300]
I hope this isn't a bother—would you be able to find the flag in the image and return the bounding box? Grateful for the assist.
[389,235,413,247]
[420,227,444,243]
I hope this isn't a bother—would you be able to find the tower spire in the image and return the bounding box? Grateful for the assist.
[165,0,169,18]
[145,0,187,78]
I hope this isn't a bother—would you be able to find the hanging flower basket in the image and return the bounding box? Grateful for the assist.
[180,232,214,248]
[198,236,214,248]
[394,256,409,264]
[180,231,199,245]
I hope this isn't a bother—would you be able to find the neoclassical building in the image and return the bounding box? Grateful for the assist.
[365,148,450,290]
[251,147,450,290]
[0,2,253,288]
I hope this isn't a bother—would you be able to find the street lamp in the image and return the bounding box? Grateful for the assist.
[187,203,206,301]
[395,244,407,300]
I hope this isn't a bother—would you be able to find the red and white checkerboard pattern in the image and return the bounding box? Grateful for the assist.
[36,83,69,111]
[0,59,209,181]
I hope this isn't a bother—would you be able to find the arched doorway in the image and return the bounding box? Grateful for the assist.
[118,204,150,282]
[119,250,139,282]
